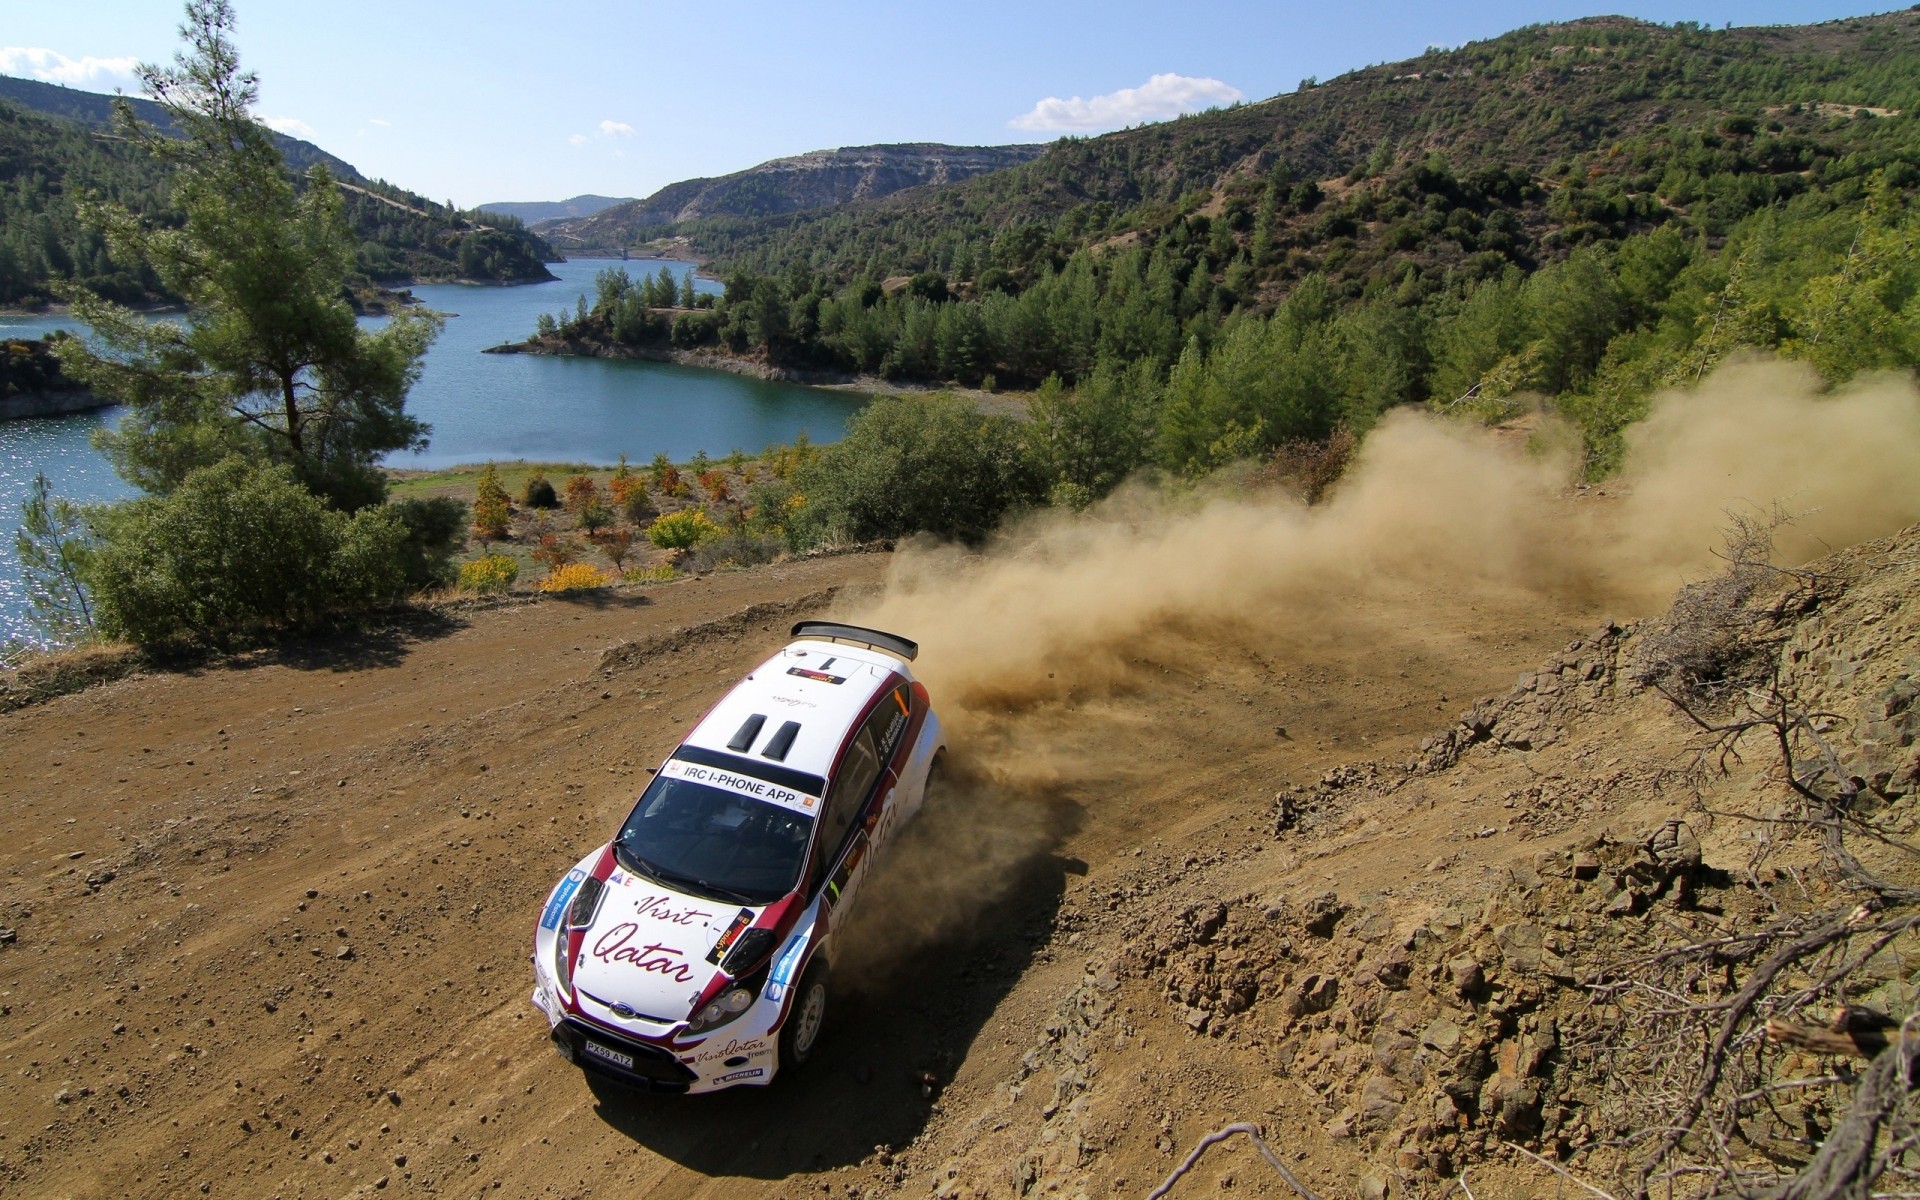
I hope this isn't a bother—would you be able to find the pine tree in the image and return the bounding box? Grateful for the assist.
[54,0,441,511]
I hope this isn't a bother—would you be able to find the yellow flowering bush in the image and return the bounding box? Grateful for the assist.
[538,563,610,592]
[458,553,519,594]
[646,508,720,550]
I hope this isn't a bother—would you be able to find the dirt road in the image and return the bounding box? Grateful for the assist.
[0,523,1617,1200]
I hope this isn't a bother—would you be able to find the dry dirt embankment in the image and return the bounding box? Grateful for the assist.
[2,362,1917,1200]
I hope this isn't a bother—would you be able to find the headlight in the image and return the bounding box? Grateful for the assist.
[551,876,606,1000]
[684,985,755,1035]
[565,877,605,928]
[721,927,778,976]
[554,934,576,998]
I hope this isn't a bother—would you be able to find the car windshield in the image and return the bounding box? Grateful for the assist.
[614,774,814,905]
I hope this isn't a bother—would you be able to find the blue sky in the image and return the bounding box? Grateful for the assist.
[3,1,1903,208]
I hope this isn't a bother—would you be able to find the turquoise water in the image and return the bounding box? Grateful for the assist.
[0,258,863,646]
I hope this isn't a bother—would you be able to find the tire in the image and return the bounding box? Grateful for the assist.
[923,750,949,807]
[779,960,830,1070]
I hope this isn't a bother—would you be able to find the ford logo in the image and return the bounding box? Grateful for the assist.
[610,1002,638,1019]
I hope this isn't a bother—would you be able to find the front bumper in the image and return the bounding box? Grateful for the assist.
[532,979,782,1094]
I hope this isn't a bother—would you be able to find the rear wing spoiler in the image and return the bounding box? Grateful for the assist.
[790,621,919,662]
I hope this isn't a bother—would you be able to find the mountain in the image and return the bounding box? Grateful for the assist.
[0,74,362,182]
[0,75,557,306]
[477,194,633,224]
[673,12,1920,286]
[524,10,1920,484]
[539,143,1045,251]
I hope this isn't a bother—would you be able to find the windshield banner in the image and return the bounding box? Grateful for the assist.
[660,757,821,815]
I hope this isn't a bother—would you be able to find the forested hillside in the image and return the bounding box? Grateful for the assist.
[0,76,556,307]
[540,143,1044,251]
[536,10,1920,488]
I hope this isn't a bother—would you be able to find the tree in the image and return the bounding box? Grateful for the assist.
[791,393,1043,546]
[13,473,96,643]
[471,462,509,541]
[53,0,441,512]
[85,457,411,649]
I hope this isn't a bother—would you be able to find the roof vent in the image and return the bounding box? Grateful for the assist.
[726,714,767,752]
[762,720,801,762]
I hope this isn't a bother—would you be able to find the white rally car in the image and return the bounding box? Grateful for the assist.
[531,621,945,1093]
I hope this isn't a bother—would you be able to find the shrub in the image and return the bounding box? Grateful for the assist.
[389,496,468,589]
[458,553,519,594]
[685,533,784,573]
[621,485,657,525]
[591,526,637,570]
[522,472,558,509]
[608,454,641,505]
[789,393,1043,547]
[563,472,601,514]
[1260,425,1357,505]
[472,463,510,540]
[696,469,730,501]
[647,508,721,550]
[531,532,583,571]
[762,433,817,480]
[84,457,409,648]
[623,563,679,584]
[649,452,687,498]
[539,563,610,592]
[578,497,614,534]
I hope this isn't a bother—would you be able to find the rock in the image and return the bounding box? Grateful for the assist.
[1301,893,1347,938]
[1360,1074,1405,1125]
[1422,1018,1462,1052]
[1571,853,1600,880]
[1494,922,1544,972]
[1448,955,1484,996]
[1285,974,1340,1017]
[1358,1171,1391,1200]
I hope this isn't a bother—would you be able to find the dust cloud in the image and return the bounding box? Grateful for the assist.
[861,358,1920,721]
[834,358,1920,979]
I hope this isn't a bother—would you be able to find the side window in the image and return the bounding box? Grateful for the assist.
[872,686,912,761]
[811,725,880,890]
[807,690,911,892]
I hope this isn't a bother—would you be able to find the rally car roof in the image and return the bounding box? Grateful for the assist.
[678,636,912,784]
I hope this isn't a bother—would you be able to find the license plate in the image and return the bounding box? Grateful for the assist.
[582,1040,634,1070]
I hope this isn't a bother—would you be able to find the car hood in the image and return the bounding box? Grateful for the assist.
[569,864,764,1022]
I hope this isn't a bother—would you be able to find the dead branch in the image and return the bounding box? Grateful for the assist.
[1145,1123,1325,1200]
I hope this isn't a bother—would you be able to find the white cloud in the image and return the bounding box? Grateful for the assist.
[259,114,317,138]
[568,132,589,146]
[0,47,140,89]
[368,116,391,127]
[1009,72,1244,133]
[597,119,635,138]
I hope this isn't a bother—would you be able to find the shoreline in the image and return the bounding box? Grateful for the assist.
[483,335,1023,413]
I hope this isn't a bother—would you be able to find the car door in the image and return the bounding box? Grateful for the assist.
[814,686,912,918]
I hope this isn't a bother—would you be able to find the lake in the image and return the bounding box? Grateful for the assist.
[0,258,864,647]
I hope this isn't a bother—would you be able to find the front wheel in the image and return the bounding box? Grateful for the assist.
[779,961,830,1070]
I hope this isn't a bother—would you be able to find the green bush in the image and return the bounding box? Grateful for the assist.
[523,473,558,508]
[646,509,721,550]
[389,496,467,589]
[789,393,1043,547]
[84,457,412,648]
